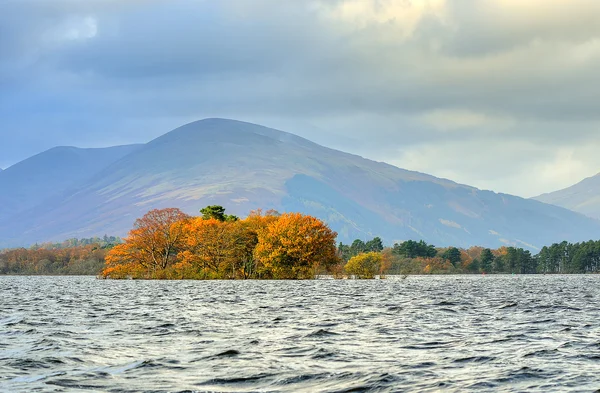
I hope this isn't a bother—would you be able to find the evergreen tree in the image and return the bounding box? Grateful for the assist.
[350,239,366,256]
[200,205,239,222]
[442,247,462,267]
[393,240,437,258]
[480,248,494,273]
[365,237,384,253]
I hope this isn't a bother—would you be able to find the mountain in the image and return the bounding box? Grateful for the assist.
[0,145,141,219]
[1,118,600,249]
[534,174,600,219]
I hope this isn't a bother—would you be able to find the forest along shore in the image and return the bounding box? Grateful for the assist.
[2,206,600,278]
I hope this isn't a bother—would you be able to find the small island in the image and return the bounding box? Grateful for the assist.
[102,206,339,279]
[2,205,600,278]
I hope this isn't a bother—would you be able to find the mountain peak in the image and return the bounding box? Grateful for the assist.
[2,119,600,249]
[147,118,312,150]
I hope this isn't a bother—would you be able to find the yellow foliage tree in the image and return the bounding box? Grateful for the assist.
[254,212,339,279]
[344,252,382,279]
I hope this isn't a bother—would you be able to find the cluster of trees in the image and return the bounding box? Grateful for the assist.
[28,236,122,251]
[337,238,600,277]
[0,243,114,275]
[6,206,600,278]
[537,241,600,273]
[392,240,437,259]
[338,238,384,261]
[379,241,538,275]
[101,206,339,279]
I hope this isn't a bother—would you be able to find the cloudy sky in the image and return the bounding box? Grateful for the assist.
[2,0,600,197]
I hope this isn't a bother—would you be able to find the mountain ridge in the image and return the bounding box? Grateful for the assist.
[1,118,599,249]
[0,144,142,220]
[533,173,600,219]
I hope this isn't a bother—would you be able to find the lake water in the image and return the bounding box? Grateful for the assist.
[1,275,599,392]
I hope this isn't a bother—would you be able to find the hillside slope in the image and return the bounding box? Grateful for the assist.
[534,174,600,219]
[1,119,599,249]
[0,145,141,219]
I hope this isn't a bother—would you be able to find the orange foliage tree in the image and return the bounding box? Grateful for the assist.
[178,218,257,279]
[0,244,111,275]
[254,212,339,279]
[420,256,452,274]
[102,207,343,279]
[102,208,190,278]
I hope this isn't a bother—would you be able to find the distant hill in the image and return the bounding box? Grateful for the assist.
[534,174,600,219]
[0,145,141,219]
[1,118,599,249]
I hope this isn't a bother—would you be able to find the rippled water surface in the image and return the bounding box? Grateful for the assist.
[2,275,600,392]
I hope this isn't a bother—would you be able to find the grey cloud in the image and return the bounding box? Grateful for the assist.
[2,0,600,196]
[7,0,600,120]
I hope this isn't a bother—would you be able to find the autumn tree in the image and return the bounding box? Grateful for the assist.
[179,218,255,278]
[345,252,382,279]
[237,209,281,278]
[103,243,145,278]
[421,256,452,274]
[244,209,280,231]
[379,248,393,275]
[254,212,339,279]
[102,208,190,277]
[0,244,111,275]
[231,221,260,279]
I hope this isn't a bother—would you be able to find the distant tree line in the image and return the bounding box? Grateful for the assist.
[0,242,116,275]
[537,241,600,274]
[5,207,600,278]
[340,238,600,277]
[28,236,122,250]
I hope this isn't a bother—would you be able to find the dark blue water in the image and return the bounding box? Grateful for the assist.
[1,275,599,392]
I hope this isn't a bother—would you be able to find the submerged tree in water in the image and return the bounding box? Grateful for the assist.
[344,252,382,279]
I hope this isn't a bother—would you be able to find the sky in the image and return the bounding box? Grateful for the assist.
[2,0,600,198]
